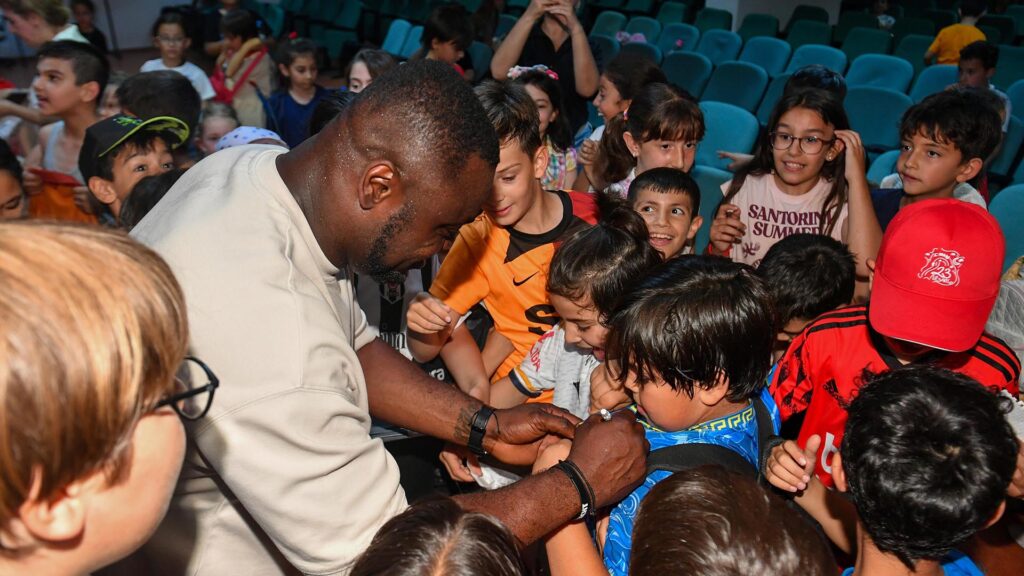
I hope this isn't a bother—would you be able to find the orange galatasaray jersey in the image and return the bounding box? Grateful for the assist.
[430,190,598,386]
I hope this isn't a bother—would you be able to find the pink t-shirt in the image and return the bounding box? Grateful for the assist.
[719,174,848,267]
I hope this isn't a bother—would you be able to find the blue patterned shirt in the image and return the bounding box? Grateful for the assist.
[602,387,781,576]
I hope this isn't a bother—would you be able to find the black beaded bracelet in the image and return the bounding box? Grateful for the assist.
[552,460,596,521]
[467,406,494,456]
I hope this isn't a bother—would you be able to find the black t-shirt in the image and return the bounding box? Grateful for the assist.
[870,188,904,232]
[518,22,602,135]
[81,27,108,54]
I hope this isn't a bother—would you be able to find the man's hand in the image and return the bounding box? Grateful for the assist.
[72,185,94,215]
[766,435,820,493]
[485,404,581,465]
[22,168,42,197]
[406,292,454,335]
[566,411,648,508]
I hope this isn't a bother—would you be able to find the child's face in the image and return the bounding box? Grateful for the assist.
[485,139,547,227]
[198,117,236,155]
[632,188,701,259]
[897,129,971,198]
[72,3,95,28]
[84,407,185,569]
[550,293,610,361]
[5,11,49,48]
[771,107,839,195]
[282,54,318,90]
[348,61,372,93]
[430,39,464,65]
[880,334,935,363]
[32,57,94,115]
[223,34,243,52]
[957,58,993,89]
[774,316,813,362]
[0,170,25,220]
[628,135,698,176]
[593,75,627,122]
[99,84,121,119]
[109,139,175,206]
[621,367,704,432]
[524,83,556,138]
[155,23,190,64]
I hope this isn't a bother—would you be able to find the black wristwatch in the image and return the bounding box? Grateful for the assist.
[468,406,495,456]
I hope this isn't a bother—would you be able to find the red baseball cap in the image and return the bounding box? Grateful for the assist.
[870,199,1004,352]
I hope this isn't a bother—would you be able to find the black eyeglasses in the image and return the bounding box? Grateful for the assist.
[155,356,219,421]
[769,132,835,155]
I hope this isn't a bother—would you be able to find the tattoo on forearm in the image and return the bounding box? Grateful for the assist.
[454,405,475,444]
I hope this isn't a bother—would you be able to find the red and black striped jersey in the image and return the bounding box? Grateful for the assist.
[770,305,1021,486]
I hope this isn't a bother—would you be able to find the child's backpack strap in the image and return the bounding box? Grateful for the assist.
[645,394,777,478]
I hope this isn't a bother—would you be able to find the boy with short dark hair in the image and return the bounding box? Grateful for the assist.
[407,80,597,396]
[627,167,702,259]
[23,39,108,223]
[766,365,1017,576]
[538,255,781,576]
[78,113,189,223]
[757,233,856,360]
[925,0,988,65]
[873,89,1002,229]
[957,41,1011,133]
[770,200,1021,490]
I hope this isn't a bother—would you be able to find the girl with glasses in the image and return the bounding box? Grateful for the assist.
[0,222,211,575]
[709,89,880,296]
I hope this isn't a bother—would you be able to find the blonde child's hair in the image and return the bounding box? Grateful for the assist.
[0,222,188,530]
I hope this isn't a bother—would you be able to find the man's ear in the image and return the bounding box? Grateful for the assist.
[532,144,550,179]
[955,157,984,183]
[88,176,118,206]
[697,371,730,407]
[79,80,101,105]
[832,452,849,492]
[623,131,640,158]
[357,161,402,211]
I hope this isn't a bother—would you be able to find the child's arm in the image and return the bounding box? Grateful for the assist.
[533,440,609,576]
[589,363,631,413]
[481,329,513,378]
[439,323,492,403]
[835,130,882,301]
[765,436,858,554]
[406,292,457,363]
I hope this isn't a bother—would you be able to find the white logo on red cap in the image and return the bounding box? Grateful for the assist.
[918,248,964,287]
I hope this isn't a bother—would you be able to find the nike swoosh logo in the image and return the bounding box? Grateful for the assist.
[513,272,538,287]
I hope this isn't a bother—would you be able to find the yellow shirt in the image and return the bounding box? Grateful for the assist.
[928,24,986,64]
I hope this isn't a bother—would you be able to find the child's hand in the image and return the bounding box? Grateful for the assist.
[578,139,598,166]
[589,364,630,413]
[765,435,820,493]
[439,443,481,483]
[709,203,746,254]
[834,130,867,182]
[532,437,572,474]
[406,292,454,335]
[72,185,93,215]
[716,150,754,172]
[22,168,42,197]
